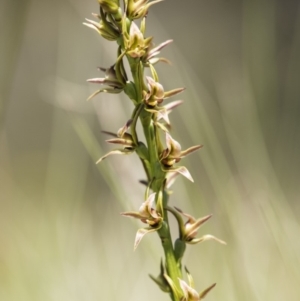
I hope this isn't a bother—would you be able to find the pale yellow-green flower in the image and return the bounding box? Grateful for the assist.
[121,193,163,250]
[174,207,226,245]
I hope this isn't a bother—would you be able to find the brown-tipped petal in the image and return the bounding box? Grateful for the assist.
[147,39,173,60]
[87,78,123,88]
[96,148,133,164]
[134,227,158,250]
[185,214,213,239]
[188,234,227,245]
[185,215,211,241]
[117,119,133,137]
[105,138,134,147]
[121,211,146,219]
[163,87,185,99]
[165,166,194,182]
[86,78,106,84]
[198,283,216,299]
[180,145,203,157]
[164,100,184,112]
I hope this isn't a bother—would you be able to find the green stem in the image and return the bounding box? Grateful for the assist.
[128,58,143,102]
[131,103,151,182]
[158,194,183,301]
[130,103,143,145]
[129,59,182,301]
[142,130,181,298]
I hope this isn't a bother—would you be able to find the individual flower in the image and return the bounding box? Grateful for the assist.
[96,120,135,163]
[143,76,165,107]
[121,193,163,250]
[126,0,164,20]
[158,133,202,182]
[143,77,185,107]
[123,22,153,58]
[86,65,124,100]
[98,0,120,14]
[160,133,202,167]
[174,207,226,245]
[83,13,120,41]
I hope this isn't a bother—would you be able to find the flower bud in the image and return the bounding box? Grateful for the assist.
[127,0,163,20]
[124,22,153,58]
[98,0,120,14]
[83,18,120,41]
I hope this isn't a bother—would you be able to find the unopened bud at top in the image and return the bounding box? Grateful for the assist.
[98,0,120,14]
[127,0,164,20]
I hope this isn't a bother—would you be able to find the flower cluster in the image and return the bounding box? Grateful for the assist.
[85,1,225,301]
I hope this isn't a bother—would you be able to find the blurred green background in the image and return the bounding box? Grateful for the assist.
[1,0,300,300]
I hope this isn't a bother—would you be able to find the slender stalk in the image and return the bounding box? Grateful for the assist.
[85,2,225,300]
[130,57,182,299]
